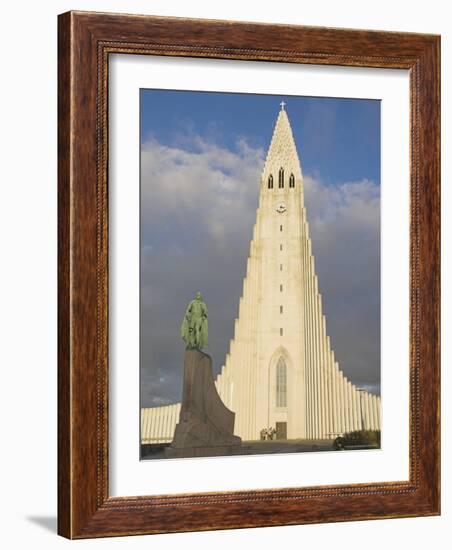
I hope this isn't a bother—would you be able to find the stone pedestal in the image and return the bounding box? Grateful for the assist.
[165,350,241,458]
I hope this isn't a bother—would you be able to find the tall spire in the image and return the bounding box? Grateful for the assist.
[261,104,303,185]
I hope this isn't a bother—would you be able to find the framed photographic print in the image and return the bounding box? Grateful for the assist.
[58,11,440,538]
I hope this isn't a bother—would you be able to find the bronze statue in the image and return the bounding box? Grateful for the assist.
[180,292,208,350]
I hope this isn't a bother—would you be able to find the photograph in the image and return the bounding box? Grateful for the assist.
[139,90,382,459]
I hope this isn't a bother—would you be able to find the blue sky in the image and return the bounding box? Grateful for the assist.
[140,89,381,407]
[140,90,380,187]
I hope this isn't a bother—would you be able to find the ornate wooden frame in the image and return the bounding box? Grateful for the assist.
[58,11,440,538]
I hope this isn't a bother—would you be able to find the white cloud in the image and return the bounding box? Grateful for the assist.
[141,136,264,249]
[305,175,380,226]
[304,174,380,298]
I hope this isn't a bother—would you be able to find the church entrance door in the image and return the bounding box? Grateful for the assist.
[275,422,287,440]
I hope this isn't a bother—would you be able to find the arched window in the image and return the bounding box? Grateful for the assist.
[278,167,284,188]
[268,174,273,189]
[276,357,287,407]
[289,173,295,188]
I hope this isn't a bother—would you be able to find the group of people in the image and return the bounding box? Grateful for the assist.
[260,427,276,441]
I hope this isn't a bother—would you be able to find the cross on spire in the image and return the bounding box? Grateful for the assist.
[280,101,286,110]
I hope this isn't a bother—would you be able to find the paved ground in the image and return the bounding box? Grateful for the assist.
[141,438,336,460]
[241,438,335,454]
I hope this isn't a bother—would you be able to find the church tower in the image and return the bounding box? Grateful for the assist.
[141,103,381,445]
[213,102,380,440]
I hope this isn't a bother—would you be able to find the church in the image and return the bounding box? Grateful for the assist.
[141,103,381,445]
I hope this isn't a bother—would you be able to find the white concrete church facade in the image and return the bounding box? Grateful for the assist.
[141,104,381,444]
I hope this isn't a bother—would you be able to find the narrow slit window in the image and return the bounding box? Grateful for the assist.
[280,244,283,251]
[280,328,283,336]
[268,174,273,189]
[278,167,284,188]
[280,264,283,271]
[280,225,283,232]
[280,305,283,314]
[289,173,295,188]
[280,284,283,292]
[276,357,287,407]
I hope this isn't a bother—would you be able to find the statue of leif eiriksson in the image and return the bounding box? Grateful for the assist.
[166,291,241,457]
[180,292,208,350]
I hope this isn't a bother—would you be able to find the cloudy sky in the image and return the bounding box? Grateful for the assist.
[140,90,380,408]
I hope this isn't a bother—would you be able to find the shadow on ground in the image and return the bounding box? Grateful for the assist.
[142,438,336,459]
[26,516,57,533]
